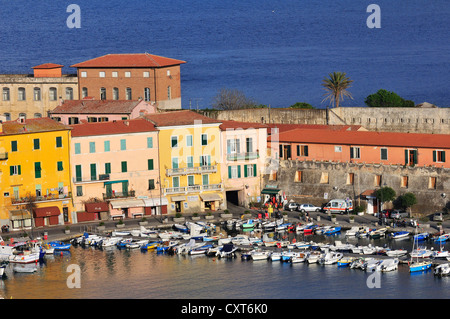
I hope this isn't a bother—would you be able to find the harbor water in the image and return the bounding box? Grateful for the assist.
[2,229,450,299]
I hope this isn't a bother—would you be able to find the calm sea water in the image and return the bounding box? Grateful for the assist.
[0,0,448,108]
[2,230,450,300]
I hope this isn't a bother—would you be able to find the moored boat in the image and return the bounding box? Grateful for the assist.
[391,231,409,239]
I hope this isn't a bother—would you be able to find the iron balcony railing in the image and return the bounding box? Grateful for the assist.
[166,165,217,176]
[164,183,223,195]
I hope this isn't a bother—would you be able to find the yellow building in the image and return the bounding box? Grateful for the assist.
[144,111,225,214]
[0,117,74,231]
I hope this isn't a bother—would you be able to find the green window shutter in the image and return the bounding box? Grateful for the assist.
[122,181,128,194]
[90,163,97,181]
[148,179,155,190]
[147,137,153,148]
[404,150,408,164]
[56,136,62,148]
[237,165,241,178]
[121,161,127,173]
[104,140,110,152]
[296,145,300,156]
[304,145,309,157]
[350,147,354,159]
[11,141,17,152]
[433,150,437,162]
[18,165,21,175]
[413,150,418,164]
[244,164,248,178]
[208,155,211,166]
[10,166,14,175]
[442,151,446,163]
[57,161,63,171]
[120,139,126,150]
[172,158,178,169]
[75,165,82,181]
[33,138,40,150]
[148,159,154,170]
[89,142,95,153]
[34,162,41,178]
[228,166,232,179]
[105,163,111,174]
[253,164,257,177]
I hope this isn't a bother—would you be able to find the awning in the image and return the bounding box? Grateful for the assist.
[261,188,280,195]
[103,180,128,185]
[142,197,168,207]
[200,193,222,201]
[85,202,109,213]
[171,195,187,202]
[33,206,60,218]
[110,199,145,209]
[10,209,31,220]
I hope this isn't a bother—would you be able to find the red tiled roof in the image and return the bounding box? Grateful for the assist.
[219,120,269,130]
[50,100,148,114]
[144,110,221,127]
[265,123,363,134]
[268,128,450,149]
[0,117,71,135]
[71,53,186,68]
[70,118,157,137]
[32,63,64,69]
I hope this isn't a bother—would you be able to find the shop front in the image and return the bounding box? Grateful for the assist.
[142,197,168,215]
[109,199,145,219]
[9,209,32,231]
[33,206,61,227]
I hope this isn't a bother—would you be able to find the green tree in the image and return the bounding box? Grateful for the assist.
[365,89,415,107]
[400,192,417,214]
[289,102,315,109]
[321,72,353,108]
[375,186,396,210]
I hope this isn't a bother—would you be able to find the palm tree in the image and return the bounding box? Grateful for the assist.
[321,72,354,108]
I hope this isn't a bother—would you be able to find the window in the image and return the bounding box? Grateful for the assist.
[56,136,62,148]
[246,138,253,153]
[171,136,178,148]
[147,137,153,148]
[34,88,41,101]
[380,148,388,161]
[428,177,437,189]
[201,134,208,146]
[74,143,81,154]
[90,163,97,181]
[126,87,132,100]
[121,161,127,173]
[226,139,240,154]
[82,87,88,98]
[3,88,10,101]
[81,71,87,77]
[202,174,209,186]
[65,87,73,100]
[244,164,257,177]
[10,165,21,176]
[100,87,106,100]
[269,170,277,181]
[148,159,154,170]
[112,71,118,78]
[148,179,155,190]
[75,165,82,182]
[144,88,151,101]
[104,140,110,152]
[350,147,360,159]
[125,71,131,78]
[228,166,240,179]
[49,87,57,101]
[34,113,42,118]
[297,145,309,157]
[172,157,179,169]
[105,163,111,174]
[334,146,342,152]
[294,170,302,182]
[401,176,408,188]
[405,149,418,166]
[187,156,193,168]
[374,175,382,187]
[167,70,171,76]
[33,138,40,150]
[11,141,17,152]
[167,86,171,100]
[172,176,180,188]
[3,113,10,121]
[143,71,150,78]
[57,161,63,171]
[188,175,195,186]
[99,71,105,78]
[89,142,96,153]
[34,162,42,178]
[120,139,126,151]
[113,87,119,100]
[186,135,193,147]
[35,185,42,197]
[346,173,354,185]
[18,87,26,101]
[320,172,329,184]
[76,186,83,197]
[200,155,211,166]
[433,150,446,163]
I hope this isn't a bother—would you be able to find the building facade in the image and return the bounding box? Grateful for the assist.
[70,118,163,221]
[71,53,186,110]
[0,118,74,230]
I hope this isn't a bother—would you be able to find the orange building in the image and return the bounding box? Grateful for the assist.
[70,53,186,110]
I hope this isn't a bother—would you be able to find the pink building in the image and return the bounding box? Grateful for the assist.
[49,99,156,125]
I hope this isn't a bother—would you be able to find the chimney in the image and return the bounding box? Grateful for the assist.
[124,121,129,126]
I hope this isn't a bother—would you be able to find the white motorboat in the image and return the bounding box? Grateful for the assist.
[314,225,331,235]
[306,251,323,264]
[433,250,450,258]
[362,245,377,255]
[410,248,434,259]
[13,264,37,273]
[330,241,354,252]
[345,226,364,237]
[376,258,399,272]
[434,263,450,277]
[269,252,282,262]
[364,258,382,271]
[9,251,40,264]
[0,262,6,277]
[350,257,370,270]
[291,252,308,263]
[281,250,297,262]
[386,249,408,257]
[102,237,123,248]
[318,252,343,265]
[126,239,148,249]
[250,250,270,261]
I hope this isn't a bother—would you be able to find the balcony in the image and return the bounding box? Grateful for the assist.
[0,152,8,160]
[11,192,72,205]
[166,165,217,176]
[226,152,259,161]
[164,183,223,195]
[102,190,135,200]
[73,174,110,184]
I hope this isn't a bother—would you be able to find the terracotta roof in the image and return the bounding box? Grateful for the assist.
[0,117,71,135]
[71,53,186,68]
[219,120,269,130]
[50,100,148,115]
[143,110,221,127]
[265,123,363,134]
[70,118,157,137]
[268,128,450,149]
[32,63,64,69]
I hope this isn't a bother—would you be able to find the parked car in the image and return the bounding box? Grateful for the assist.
[284,202,299,211]
[297,204,321,213]
[390,209,409,219]
[433,211,447,221]
[378,209,393,218]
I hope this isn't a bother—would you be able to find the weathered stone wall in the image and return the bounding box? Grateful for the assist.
[201,107,450,134]
[263,159,450,216]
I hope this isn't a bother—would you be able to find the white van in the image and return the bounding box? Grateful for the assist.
[324,199,353,215]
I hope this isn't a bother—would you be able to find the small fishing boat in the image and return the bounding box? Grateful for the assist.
[173,224,189,233]
[391,231,410,239]
[13,264,37,273]
[242,219,256,230]
[281,250,297,262]
[376,258,399,272]
[0,262,7,277]
[369,228,387,239]
[350,257,369,270]
[364,258,382,271]
[434,233,450,243]
[269,252,282,262]
[216,244,238,259]
[337,257,354,267]
[386,249,408,257]
[48,241,71,251]
[413,232,429,241]
[434,263,450,277]
[189,244,214,256]
[318,252,343,265]
[250,250,270,261]
[126,239,148,249]
[306,251,323,264]
[323,226,341,235]
[345,226,364,237]
[290,252,307,263]
[410,227,432,273]
[140,241,161,251]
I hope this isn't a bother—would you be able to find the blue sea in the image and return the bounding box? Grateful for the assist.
[0,0,448,109]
